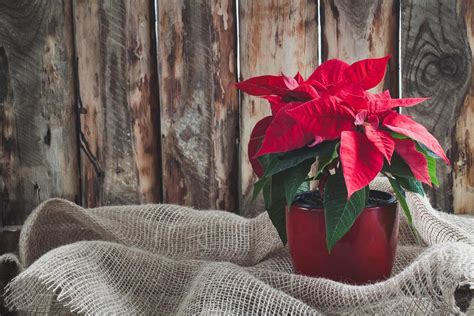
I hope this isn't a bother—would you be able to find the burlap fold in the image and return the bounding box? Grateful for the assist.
[4,178,474,314]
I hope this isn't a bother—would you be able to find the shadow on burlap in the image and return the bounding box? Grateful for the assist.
[1,178,473,314]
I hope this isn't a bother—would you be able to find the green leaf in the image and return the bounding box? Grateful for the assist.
[297,180,310,194]
[256,141,340,245]
[323,171,368,252]
[382,153,413,178]
[262,176,273,210]
[252,176,271,201]
[396,176,424,196]
[390,131,409,139]
[385,147,438,188]
[388,177,412,224]
[426,155,439,186]
[284,159,314,206]
[262,141,337,177]
[383,152,425,195]
[257,154,272,174]
[417,142,441,159]
[416,144,439,186]
[316,142,340,177]
[262,173,287,244]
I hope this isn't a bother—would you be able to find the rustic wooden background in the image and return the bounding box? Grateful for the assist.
[0,0,472,238]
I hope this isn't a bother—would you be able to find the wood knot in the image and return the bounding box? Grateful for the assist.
[421,54,465,89]
[129,39,143,63]
[115,166,124,174]
[437,56,458,77]
[134,41,143,58]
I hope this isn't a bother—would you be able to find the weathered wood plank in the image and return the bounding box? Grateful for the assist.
[0,0,80,225]
[157,0,239,211]
[239,0,318,217]
[401,0,472,213]
[452,0,474,215]
[74,0,161,207]
[321,0,399,94]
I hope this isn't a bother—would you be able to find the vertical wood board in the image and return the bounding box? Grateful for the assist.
[321,0,399,94]
[0,0,79,225]
[401,0,472,212]
[157,0,239,211]
[74,0,161,207]
[452,0,474,214]
[239,0,319,217]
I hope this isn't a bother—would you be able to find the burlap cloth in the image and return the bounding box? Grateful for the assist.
[2,178,473,315]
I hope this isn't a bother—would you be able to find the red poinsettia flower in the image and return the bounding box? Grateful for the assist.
[238,56,449,199]
[239,56,393,162]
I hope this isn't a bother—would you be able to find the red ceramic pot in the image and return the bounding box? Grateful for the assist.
[286,190,399,285]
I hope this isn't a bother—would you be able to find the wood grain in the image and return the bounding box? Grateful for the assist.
[74,0,161,207]
[401,0,472,212]
[321,0,399,94]
[452,0,474,215]
[157,0,238,211]
[0,0,79,225]
[239,0,318,217]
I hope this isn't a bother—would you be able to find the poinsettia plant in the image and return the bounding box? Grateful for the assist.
[237,56,449,252]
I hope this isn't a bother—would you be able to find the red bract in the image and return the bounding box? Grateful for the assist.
[342,56,391,90]
[287,96,355,147]
[256,102,313,157]
[307,59,349,88]
[367,96,428,113]
[247,116,273,177]
[364,124,395,163]
[393,138,430,184]
[382,112,450,164]
[236,73,317,101]
[340,131,384,198]
[235,75,298,96]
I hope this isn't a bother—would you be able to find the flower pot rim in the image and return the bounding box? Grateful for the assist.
[291,189,397,211]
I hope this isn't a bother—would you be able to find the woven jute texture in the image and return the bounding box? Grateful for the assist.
[3,178,474,315]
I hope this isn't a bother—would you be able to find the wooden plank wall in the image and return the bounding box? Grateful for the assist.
[0,0,473,236]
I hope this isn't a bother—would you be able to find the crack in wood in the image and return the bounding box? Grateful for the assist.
[74,56,103,178]
[79,130,104,178]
